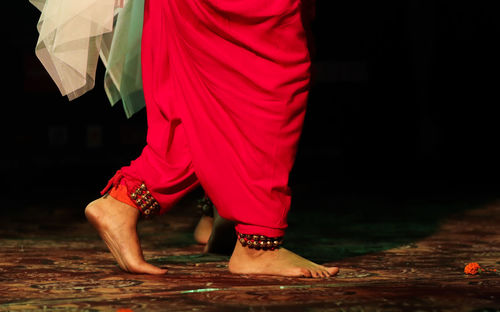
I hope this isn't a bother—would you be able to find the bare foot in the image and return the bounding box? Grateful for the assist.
[194,205,236,255]
[194,215,214,245]
[85,195,167,275]
[229,241,339,278]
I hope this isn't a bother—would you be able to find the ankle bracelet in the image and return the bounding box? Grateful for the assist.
[130,183,161,217]
[197,195,214,217]
[102,170,161,218]
[237,232,283,250]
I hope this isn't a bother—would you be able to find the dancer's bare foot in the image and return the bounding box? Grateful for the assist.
[194,202,236,255]
[85,195,167,275]
[203,208,236,255]
[194,215,214,245]
[229,241,339,278]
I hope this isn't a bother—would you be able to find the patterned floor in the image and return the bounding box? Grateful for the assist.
[1,188,499,311]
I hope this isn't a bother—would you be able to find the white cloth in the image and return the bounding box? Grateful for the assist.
[30,0,124,100]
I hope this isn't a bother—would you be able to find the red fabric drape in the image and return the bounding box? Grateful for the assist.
[117,0,310,237]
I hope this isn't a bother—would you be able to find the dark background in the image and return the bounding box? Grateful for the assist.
[3,1,500,210]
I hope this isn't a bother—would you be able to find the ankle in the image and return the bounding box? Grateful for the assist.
[232,240,279,260]
[86,196,140,225]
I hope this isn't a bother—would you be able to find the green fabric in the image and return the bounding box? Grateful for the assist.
[104,0,145,118]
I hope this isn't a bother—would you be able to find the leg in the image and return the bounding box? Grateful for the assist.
[204,207,237,255]
[85,0,200,274]
[85,112,199,275]
[193,195,236,255]
[193,195,215,245]
[85,194,167,275]
[85,114,199,275]
[165,0,338,277]
[193,215,214,245]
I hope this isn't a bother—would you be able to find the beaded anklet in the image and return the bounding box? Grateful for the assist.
[237,232,283,250]
[130,183,161,217]
[101,170,161,218]
[197,195,215,217]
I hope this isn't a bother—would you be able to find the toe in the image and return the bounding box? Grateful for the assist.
[327,267,339,276]
[310,269,321,278]
[315,265,328,277]
[147,266,168,275]
[319,269,329,278]
[128,261,168,275]
[141,263,168,275]
[322,266,334,278]
[298,268,312,278]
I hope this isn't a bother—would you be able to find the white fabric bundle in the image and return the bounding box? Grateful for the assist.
[30,0,125,100]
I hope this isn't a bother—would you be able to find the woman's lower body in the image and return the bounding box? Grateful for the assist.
[85,0,338,277]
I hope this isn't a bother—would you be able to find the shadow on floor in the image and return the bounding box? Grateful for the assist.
[285,180,499,263]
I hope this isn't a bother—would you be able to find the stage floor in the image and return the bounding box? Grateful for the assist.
[1,186,499,311]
